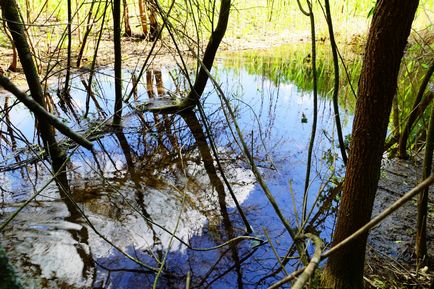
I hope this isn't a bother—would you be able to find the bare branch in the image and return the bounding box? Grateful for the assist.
[0,75,93,150]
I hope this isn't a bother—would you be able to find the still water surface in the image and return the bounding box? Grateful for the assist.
[0,51,352,288]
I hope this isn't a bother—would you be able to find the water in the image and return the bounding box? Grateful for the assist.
[0,50,352,288]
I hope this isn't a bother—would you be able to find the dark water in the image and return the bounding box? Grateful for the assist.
[0,53,352,288]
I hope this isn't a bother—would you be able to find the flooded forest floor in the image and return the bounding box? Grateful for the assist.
[367,155,434,288]
[0,28,433,288]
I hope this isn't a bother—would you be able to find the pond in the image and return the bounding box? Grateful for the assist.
[0,46,353,288]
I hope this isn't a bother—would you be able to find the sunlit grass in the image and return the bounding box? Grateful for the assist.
[227,0,433,43]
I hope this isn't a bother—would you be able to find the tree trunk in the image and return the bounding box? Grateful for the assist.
[415,101,434,262]
[112,0,123,126]
[184,0,231,106]
[0,0,77,216]
[148,0,158,41]
[138,0,148,37]
[323,1,419,288]
[324,0,347,165]
[122,0,132,36]
[76,0,97,67]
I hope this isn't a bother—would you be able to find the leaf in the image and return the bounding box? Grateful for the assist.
[367,2,377,18]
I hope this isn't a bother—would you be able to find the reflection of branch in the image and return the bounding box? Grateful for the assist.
[0,171,56,232]
[263,228,289,276]
[0,75,93,150]
[76,149,265,252]
[152,188,186,289]
[200,243,263,289]
[191,56,308,263]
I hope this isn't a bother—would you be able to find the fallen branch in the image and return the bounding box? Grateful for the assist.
[0,75,93,150]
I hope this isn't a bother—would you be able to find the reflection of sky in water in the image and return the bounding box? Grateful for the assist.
[0,60,352,288]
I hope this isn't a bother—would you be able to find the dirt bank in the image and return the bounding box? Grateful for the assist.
[366,156,434,288]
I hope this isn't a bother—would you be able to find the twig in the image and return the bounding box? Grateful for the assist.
[268,233,322,289]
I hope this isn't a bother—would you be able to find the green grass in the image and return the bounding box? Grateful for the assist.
[226,0,433,42]
[220,36,433,150]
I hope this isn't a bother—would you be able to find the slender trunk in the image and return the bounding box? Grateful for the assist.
[184,0,231,106]
[323,1,419,288]
[138,0,148,37]
[415,101,434,262]
[1,0,75,212]
[112,0,123,126]
[76,0,96,67]
[122,0,132,36]
[398,60,434,158]
[63,0,72,97]
[325,0,347,165]
[302,0,318,223]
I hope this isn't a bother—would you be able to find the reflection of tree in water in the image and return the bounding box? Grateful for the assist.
[0,66,289,288]
[183,111,244,289]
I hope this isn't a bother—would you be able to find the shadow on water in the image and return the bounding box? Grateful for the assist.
[0,48,353,288]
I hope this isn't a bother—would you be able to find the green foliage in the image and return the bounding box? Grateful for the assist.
[222,42,361,111]
[226,0,432,41]
[395,42,434,150]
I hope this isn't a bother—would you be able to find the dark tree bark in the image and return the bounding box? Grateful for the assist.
[112,0,123,126]
[323,1,419,288]
[63,0,72,97]
[0,0,79,217]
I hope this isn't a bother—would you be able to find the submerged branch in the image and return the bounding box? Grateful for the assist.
[268,233,323,289]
